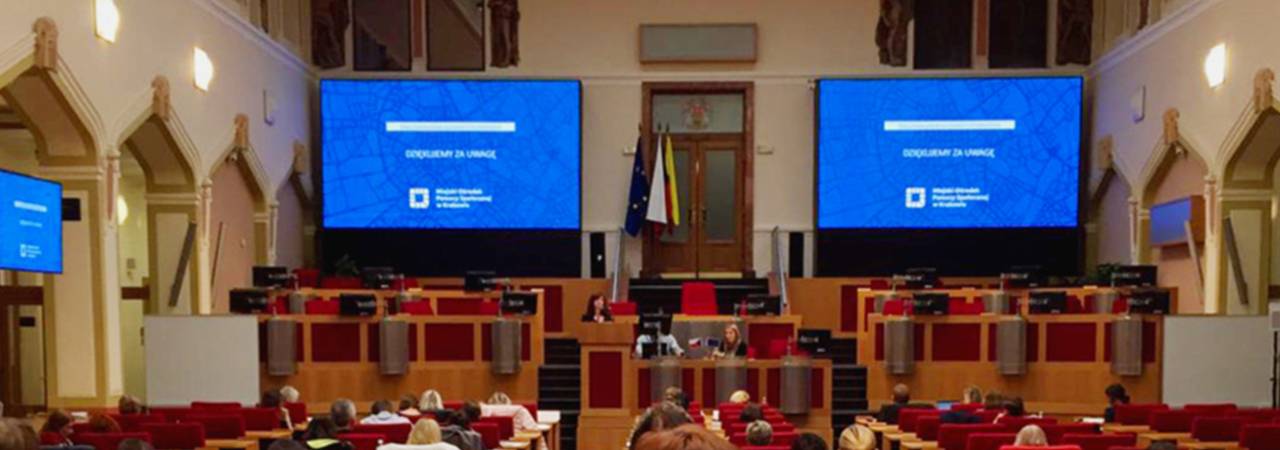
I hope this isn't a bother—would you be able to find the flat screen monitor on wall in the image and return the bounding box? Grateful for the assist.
[815,77,1083,275]
[319,79,583,276]
[0,169,63,273]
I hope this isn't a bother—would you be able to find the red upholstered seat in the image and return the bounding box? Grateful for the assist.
[1190,416,1245,442]
[1040,423,1098,444]
[190,401,241,412]
[997,416,1057,430]
[351,423,412,444]
[766,339,801,359]
[1065,295,1086,313]
[1149,410,1198,432]
[293,268,320,288]
[182,415,245,439]
[729,423,795,434]
[142,423,206,450]
[284,402,308,425]
[390,277,419,290]
[771,432,796,445]
[472,422,501,450]
[401,301,434,315]
[74,432,152,450]
[680,282,718,315]
[111,414,167,433]
[870,279,891,290]
[882,299,911,315]
[1060,433,1135,450]
[338,433,383,450]
[478,416,515,441]
[479,301,501,315]
[239,408,279,431]
[916,416,942,441]
[952,404,984,413]
[1241,424,1280,450]
[305,299,340,315]
[1184,404,1237,415]
[966,433,1016,450]
[898,409,941,433]
[975,410,1002,423]
[1237,408,1280,422]
[148,407,193,423]
[998,446,1081,450]
[519,402,538,420]
[1113,404,1169,425]
[443,401,464,411]
[948,298,985,315]
[610,301,637,315]
[938,424,1006,450]
[320,277,362,289]
[39,432,66,446]
[71,423,96,436]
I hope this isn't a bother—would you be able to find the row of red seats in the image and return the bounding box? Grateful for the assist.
[265,297,503,316]
[717,402,800,448]
[1112,402,1280,425]
[879,295,1131,316]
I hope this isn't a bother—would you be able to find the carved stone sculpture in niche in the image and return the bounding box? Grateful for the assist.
[875,0,913,67]
[1056,0,1092,65]
[489,0,520,68]
[33,17,58,70]
[311,0,349,69]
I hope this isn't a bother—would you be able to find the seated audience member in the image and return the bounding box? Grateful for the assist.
[437,410,483,450]
[281,386,301,403]
[791,433,828,450]
[330,399,358,431]
[38,410,73,447]
[398,395,422,418]
[361,400,412,425]
[746,420,774,446]
[962,385,983,405]
[738,404,764,424]
[838,424,875,450]
[1103,384,1130,423]
[118,438,155,450]
[478,399,537,433]
[633,424,734,450]
[419,390,445,416]
[269,438,309,450]
[662,387,688,410]
[876,384,916,425]
[712,324,747,359]
[940,386,984,424]
[1013,425,1047,446]
[581,294,613,323]
[261,389,294,430]
[2,418,39,450]
[486,392,511,406]
[87,413,122,433]
[302,418,354,450]
[627,402,694,450]
[983,391,1005,411]
[1002,398,1027,418]
[378,419,459,450]
[728,390,751,405]
[634,329,685,358]
[118,395,145,415]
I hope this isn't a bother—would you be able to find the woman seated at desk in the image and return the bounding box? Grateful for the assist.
[581,293,613,323]
[712,324,748,359]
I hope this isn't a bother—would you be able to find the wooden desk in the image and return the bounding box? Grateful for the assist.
[1136,432,1191,447]
[204,439,259,450]
[244,430,292,440]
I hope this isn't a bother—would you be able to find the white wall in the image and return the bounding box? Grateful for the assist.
[144,315,259,406]
[1162,316,1274,407]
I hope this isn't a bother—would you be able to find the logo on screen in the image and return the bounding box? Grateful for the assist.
[409,188,430,209]
[905,187,926,209]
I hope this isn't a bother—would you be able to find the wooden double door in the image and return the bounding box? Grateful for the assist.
[644,133,748,275]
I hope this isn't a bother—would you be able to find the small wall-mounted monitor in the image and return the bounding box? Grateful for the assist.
[902,267,939,289]
[252,266,291,288]
[742,294,782,316]
[500,291,538,316]
[465,270,497,292]
[0,169,63,274]
[797,329,831,356]
[339,293,377,316]
[1127,289,1171,315]
[1112,265,1157,287]
[1028,291,1068,314]
[912,293,950,315]
[1003,265,1045,288]
[229,288,271,314]
[361,266,396,289]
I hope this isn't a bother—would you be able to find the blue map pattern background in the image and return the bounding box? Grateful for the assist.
[322,80,581,229]
[816,77,1081,229]
[0,170,62,273]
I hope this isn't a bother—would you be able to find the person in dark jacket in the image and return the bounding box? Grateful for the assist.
[581,294,613,323]
[1103,384,1130,423]
[876,384,931,424]
[438,410,484,450]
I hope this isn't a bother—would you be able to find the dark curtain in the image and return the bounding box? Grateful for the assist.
[989,0,1048,68]
[913,0,973,69]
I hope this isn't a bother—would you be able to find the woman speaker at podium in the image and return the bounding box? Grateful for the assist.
[713,324,748,359]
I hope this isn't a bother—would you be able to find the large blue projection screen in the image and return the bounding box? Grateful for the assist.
[0,170,62,273]
[817,77,1081,229]
[322,80,581,229]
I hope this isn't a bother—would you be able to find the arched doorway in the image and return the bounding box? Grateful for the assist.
[1085,137,1135,271]
[274,142,315,270]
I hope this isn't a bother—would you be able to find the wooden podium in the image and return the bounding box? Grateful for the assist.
[578,323,639,450]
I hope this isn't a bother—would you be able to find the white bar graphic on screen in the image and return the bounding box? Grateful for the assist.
[385,121,517,133]
[883,120,1016,131]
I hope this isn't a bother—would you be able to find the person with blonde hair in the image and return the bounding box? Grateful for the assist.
[713,324,747,359]
[281,386,301,403]
[1014,424,1048,446]
[377,419,460,450]
[962,385,983,405]
[728,390,751,404]
[419,390,444,413]
[838,424,875,450]
[486,392,511,405]
[745,420,774,446]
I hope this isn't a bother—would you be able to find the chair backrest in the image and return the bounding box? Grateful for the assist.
[519,402,538,420]
[952,404,984,413]
[938,424,1005,450]
[1149,410,1198,432]
[1190,416,1245,442]
[351,423,412,444]
[680,282,718,315]
[1040,423,1098,444]
[293,268,320,288]
[183,415,245,439]
[899,409,941,433]
[1184,404,1238,415]
[478,416,515,441]
[997,416,1057,430]
[471,422,501,450]
[974,410,1001,423]
[320,277,362,289]
[1241,424,1280,450]
[305,299,340,315]
[190,402,241,412]
[73,432,152,450]
[611,302,637,315]
[998,446,1082,450]
[917,416,942,441]
[284,402,309,425]
[336,433,382,450]
[442,401,464,411]
[147,407,193,423]
[71,423,96,436]
[1113,404,1168,425]
[402,301,434,316]
[112,414,167,433]
[141,423,206,450]
[240,407,280,431]
[771,432,797,446]
[1059,433,1135,450]
[966,433,1016,450]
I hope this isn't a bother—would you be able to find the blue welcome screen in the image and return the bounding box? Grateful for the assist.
[0,170,62,273]
[322,79,581,229]
[817,77,1081,229]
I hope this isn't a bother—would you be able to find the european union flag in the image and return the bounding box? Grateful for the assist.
[624,135,649,236]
